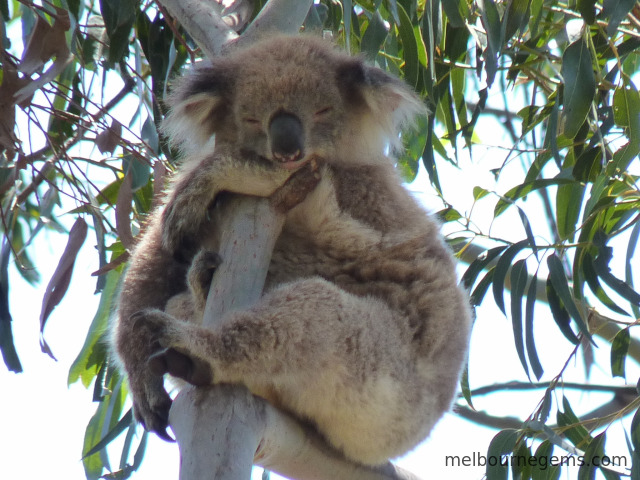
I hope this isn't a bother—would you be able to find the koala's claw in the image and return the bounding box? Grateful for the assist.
[149,348,213,386]
[130,372,174,442]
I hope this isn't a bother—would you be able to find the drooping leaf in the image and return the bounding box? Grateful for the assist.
[69,269,120,387]
[525,272,543,380]
[361,10,389,61]
[486,429,519,480]
[546,277,580,345]
[613,80,640,144]
[115,171,135,251]
[594,245,640,307]
[39,218,88,359]
[582,252,629,315]
[397,3,419,88]
[557,396,592,448]
[547,254,591,340]
[99,0,136,67]
[460,362,475,409]
[610,328,630,378]
[495,177,574,217]
[561,39,596,139]
[461,246,507,289]
[504,0,530,40]
[441,0,466,28]
[577,0,597,24]
[83,409,133,459]
[0,244,21,373]
[556,180,585,242]
[493,240,530,314]
[510,259,530,377]
[471,268,495,306]
[602,0,638,36]
[532,440,561,480]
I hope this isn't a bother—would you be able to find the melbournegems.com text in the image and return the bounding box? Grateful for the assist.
[444,451,628,471]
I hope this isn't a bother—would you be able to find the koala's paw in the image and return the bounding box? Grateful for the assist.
[149,347,213,386]
[187,250,223,307]
[161,197,202,261]
[271,157,321,213]
[132,310,213,387]
[131,371,174,441]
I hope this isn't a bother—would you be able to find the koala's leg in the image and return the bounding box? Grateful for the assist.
[138,277,433,465]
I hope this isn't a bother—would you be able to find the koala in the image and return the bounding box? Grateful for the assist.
[112,35,472,466]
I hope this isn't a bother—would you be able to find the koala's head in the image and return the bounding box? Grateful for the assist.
[163,35,425,167]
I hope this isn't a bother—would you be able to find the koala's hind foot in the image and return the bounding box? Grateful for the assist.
[128,309,214,436]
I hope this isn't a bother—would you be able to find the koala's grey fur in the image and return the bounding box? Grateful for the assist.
[112,35,472,466]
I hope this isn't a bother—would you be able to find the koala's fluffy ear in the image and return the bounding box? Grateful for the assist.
[336,59,427,151]
[162,62,235,157]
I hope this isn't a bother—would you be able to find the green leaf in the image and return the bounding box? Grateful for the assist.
[397,3,419,88]
[510,259,530,377]
[556,181,585,241]
[493,240,529,314]
[557,396,592,448]
[471,269,495,306]
[441,0,466,28]
[478,0,501,87]
[546,277,580,345]
[561,39,596,139]
[461,246,506,289]
[504,0,530,40]
[547,254,591,340]
[582,252,629,315]
[613,81,640,144]
[486,429,519,480]
[422,115,442,193]
[578,432,614,480]
[577,0,597,24]
[460,362,474,409]
[122,153,151,191]
[594,245,640,306]
[473,186,491,200]
[573,147,603,182]
[99,0,136,67]
[532,440,560,480]
[631,406,640,452]
[610,328,630,378]
[361,10,389,60]
[68,269,120,387]
[438,207,463,223]
[602,0,637,36]
[495,177,574,217]
[83,409,133,459]
[525,273,543,380]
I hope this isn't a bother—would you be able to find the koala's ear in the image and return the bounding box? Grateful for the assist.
[336,59,426,149]
[162,62,235,157]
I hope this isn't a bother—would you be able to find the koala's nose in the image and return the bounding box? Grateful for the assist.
[269,112,304,162]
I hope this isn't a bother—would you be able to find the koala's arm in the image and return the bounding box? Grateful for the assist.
[162,149,297,256]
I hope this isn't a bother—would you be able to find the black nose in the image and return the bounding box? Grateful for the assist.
[269,112,304,161]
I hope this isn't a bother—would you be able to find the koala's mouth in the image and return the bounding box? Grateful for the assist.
[273,150,312,171]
